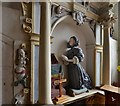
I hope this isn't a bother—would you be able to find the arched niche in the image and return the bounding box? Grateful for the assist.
[51,16,96,81]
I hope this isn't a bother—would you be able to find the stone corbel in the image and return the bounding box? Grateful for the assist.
[89,19,96,33]
[51,4,71,31]
[51,5,70,19]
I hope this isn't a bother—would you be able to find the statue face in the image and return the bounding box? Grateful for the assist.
[69,38,75,46]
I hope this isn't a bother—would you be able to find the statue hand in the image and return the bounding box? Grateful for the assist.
[73,56,79,64]
[61,55,69,61]
[61,55,69,65]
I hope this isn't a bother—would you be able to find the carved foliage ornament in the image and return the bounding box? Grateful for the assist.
[21,2,32,33]
[72,11,86,25]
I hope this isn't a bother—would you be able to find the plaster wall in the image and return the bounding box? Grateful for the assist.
[110,38,118,84]
[1,4,30,104]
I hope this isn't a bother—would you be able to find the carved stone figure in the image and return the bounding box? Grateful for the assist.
[14,43,29,88]
[14,90,25,104]
[55,5,63,14]
[72,11,86,25]
[62,36,92,96]
[13,88,29,104]
[89,20,96,32]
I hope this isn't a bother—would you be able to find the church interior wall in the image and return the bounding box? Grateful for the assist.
[0,2,120,105]
[110,38,118,84]
[1,4,30,104]
[0,2,2,105]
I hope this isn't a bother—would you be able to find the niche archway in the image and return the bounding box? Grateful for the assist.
[51,16,96,82]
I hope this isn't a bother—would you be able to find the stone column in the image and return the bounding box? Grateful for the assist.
[103,27,111,85]
[39,1,52,104]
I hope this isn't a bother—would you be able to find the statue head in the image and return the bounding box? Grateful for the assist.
[21,43,26,49]
[67,36,79,48]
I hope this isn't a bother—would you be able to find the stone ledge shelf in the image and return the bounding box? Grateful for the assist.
[54,89,104,105]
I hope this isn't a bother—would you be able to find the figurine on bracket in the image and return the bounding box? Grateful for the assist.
[13,88,29,104]
[14,43,29,88]
[62,36,92,97]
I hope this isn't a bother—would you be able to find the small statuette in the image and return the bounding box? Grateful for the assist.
[14,90,25,104]
[14,43,29,88]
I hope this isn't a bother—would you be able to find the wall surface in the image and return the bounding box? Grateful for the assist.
[0,2,2,105]
[110,38,118,84]
[112,3,118,40]
[1,3,30,104]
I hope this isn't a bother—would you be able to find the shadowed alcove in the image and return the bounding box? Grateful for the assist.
[51,16,96,86]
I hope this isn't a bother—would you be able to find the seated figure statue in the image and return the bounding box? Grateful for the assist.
[62,36,92,97]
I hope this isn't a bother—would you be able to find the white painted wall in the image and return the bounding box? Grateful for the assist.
[110,38,118,84]
[32,2,40,34]
[1,4,30,104]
